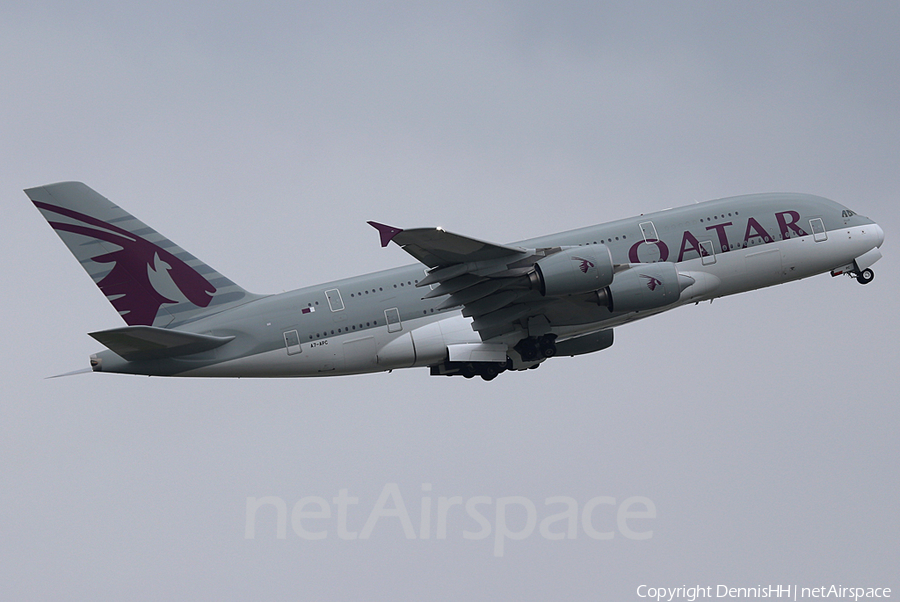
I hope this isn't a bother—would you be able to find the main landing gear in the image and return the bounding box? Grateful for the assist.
[430,359,511,381]
[430,335,558,380]
[514,334,557,362]
[856,268,875,285]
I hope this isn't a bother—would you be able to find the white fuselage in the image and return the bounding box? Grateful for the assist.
[171,207,883,378]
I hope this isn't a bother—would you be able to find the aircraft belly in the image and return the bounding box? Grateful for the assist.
[177,344,343,377]
[179,314,456,377]
[343,336,379,371]
[743,247,784,288]
[375,332,416,369]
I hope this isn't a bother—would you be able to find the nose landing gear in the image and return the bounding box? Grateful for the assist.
[856,268,875,285]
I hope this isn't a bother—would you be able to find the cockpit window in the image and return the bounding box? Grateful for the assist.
[842,210,857,218]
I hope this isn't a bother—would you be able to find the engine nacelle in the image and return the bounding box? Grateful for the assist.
[529,246,614,297]
[595,263,693,313]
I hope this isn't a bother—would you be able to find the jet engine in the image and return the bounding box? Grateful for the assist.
[595,262,694,313]
[527,246,615,297]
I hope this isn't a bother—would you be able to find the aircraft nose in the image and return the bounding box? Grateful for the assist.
[872,223,885,248]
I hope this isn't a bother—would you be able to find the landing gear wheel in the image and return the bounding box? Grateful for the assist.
[539,334,557,358]
[515,339,539,362]
[461,363,476,379]
[857,268,874,285]
[480,364,499,381]
[516,335,557,362]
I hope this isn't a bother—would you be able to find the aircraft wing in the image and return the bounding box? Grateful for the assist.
[368,221,528,267]
[369,222,586,339]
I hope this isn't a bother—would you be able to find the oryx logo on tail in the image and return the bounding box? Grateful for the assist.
[32,201,216,326]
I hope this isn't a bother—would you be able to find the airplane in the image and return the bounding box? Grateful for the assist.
[27,181,884,381]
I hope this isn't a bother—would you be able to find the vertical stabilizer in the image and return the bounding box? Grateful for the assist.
[27,182,260,328]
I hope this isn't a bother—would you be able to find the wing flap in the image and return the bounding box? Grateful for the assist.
[422,274,486,299]
[89,326,235,361]
[437,279,513,310]
[471,304,534,333]
[419,264,470,287]
[461,291,528,317]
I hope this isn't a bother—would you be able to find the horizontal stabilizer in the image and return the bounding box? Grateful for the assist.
[89,326,235,361]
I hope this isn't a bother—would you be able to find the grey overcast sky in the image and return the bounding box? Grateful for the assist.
[2,1,898,600]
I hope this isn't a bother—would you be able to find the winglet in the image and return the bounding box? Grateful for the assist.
[367,221,403,247]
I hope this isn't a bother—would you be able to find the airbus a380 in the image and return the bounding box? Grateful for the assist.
[28,182,884,381]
